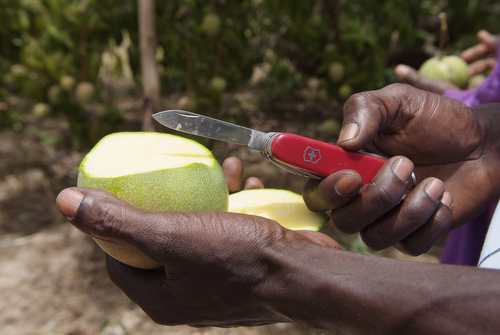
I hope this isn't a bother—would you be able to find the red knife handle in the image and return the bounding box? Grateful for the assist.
[269,133,385,185]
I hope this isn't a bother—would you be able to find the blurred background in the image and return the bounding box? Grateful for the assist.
[1,0,499,334]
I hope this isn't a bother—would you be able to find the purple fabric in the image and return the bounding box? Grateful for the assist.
[440,40,500,266]
[441,205,494,266]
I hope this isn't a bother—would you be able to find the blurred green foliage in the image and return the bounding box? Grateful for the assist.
[1,0,500,148]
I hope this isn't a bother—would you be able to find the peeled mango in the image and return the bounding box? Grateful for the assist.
[77,133,328,269]
[418,55,470,89]
[77,132,229,269]
[228,189,329,231]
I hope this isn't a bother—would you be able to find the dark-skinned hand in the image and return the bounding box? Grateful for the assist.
[56,157,341,328]
[303,84,500,256]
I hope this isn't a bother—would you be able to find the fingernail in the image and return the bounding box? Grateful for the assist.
[441,191,454,210]
[338,123,359,143]
[56,188,84,219]
[395,64,410,78]
[335,175,360,195]
[424,179,445,201]
[392,157,414,183]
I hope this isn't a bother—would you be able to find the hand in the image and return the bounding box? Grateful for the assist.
[304,84,500,255]
[395,30,499,93]
[55,157,341,327]
[394,64,458,94]
[461,30,498,76]
[221,156,264,192]
[304,155,452,256]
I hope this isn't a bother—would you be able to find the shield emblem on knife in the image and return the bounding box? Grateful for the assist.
[303,147,322,164]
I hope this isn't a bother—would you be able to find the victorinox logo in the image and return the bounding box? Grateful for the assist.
[303,146,322,164]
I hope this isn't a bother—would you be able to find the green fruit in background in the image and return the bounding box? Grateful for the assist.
[209,76,228,93]
[77,132,229,269]
[47,84,63,105]
[468,74,486,89]
[324,43,337,54]
[321,118,342,137]
[338,83,353,101]
[229,189,329,231]
[75,81,95,104]
[328,62,345,83]
[177,94,198,111]
[201,13,221,38]
[418,55,470,89]
[60,75,76,92]
[10,64,27,77]
[32,102,51,120]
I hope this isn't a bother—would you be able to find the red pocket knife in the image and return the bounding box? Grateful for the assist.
[152,110,415,186]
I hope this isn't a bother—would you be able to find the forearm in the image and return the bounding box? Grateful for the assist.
[475,103,500,197]
[259,240,500,334]
[452,103,500,224]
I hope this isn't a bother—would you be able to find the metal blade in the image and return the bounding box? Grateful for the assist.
[152,110,269,150]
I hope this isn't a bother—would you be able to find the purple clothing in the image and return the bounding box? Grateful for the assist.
[440,42,500,266]
[444,62,500,106]
[443,38,500,107]
[441,205,494,266]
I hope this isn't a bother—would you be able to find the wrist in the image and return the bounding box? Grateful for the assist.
[475,103,500,197]
[255,236,360,331]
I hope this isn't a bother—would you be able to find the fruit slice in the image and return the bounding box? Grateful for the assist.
[77,132,229,269]
[228,189,329,231]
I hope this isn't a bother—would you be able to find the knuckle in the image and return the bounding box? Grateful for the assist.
[332,214,361,235]
[360,226,389,251]
[367,182,403,212]
[397,239,430,256]
[85,199,126,237]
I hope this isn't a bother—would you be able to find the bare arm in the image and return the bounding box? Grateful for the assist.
[262,240,500,334]
[56,187,500,334]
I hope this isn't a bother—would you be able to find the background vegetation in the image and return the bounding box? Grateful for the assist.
[2,0,500,149]
[1,1,500,333]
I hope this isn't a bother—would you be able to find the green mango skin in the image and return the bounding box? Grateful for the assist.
[419,55,470,89]
[78,162,229,213]
[76,132,229,269]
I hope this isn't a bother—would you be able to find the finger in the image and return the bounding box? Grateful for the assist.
[461,30,498,62]
[294,230,343,249]
[244,177,265,190]
[394,64,457,94]
[56,187,179,261]
[222,157,243,192]
[359,178,448,253]
[330,156,414,234]
[461,43,491,63]
[338,83,415,153]
[476,30,498,48]
[57,187,152,242]
[396,192,453,256]
[303,170,362,212]
[468,58,496,76]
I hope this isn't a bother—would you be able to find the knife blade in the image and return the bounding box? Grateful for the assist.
[152,110,415,186]
[152,109,272,150]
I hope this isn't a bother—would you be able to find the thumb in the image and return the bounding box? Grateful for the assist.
[337,89,384,152]
[56,187,162,251]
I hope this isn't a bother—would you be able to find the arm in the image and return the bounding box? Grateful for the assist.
[56,187,500,334]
